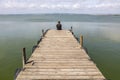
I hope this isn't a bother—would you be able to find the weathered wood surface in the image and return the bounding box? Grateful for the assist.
[16,30,105,80]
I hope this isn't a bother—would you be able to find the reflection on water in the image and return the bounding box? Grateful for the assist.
[0,21,120,80]
[101,26,120,42]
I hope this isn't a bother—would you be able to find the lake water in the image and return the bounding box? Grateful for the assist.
[0,14,120,80]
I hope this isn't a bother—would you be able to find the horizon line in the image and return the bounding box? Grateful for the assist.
[0,13,120,15]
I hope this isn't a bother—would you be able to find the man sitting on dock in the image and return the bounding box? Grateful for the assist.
[56,21,62,30]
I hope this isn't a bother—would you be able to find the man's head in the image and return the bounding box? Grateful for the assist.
[58,21,60,23]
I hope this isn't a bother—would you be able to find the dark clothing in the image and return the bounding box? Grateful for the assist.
[56,23,62,30]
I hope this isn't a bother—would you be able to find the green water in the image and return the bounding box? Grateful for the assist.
[0,14,120,80]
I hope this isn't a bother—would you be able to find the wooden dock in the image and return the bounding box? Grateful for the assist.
[16,30,106,80]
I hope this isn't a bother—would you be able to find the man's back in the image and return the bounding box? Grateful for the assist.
[56,21,62,30]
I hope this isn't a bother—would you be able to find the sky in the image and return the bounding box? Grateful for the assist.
[0,0,120,14]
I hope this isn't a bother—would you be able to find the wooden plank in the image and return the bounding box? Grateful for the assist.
[17,75,104,80]
[29,57,90,60]
[26,62,95,66]
[24,68,100,72]
[28,58,91,61]
[24,65,98,69]
[31,55,89,58]
[19,71,103,76]
[27,60,92,62]
[33,49,83,52]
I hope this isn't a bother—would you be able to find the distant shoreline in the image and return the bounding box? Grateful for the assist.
[0,13,120,16]
[0,13,120,23]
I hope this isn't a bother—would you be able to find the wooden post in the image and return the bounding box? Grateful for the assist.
[22,48,27,68]
[42,29,44,36]
[70,26,74,34]
[80,35,83,48]
[71,26,73,32]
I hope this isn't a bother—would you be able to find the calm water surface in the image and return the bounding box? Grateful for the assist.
[0,14,120,80]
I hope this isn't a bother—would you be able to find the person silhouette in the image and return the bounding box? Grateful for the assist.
[56,21,62,30]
